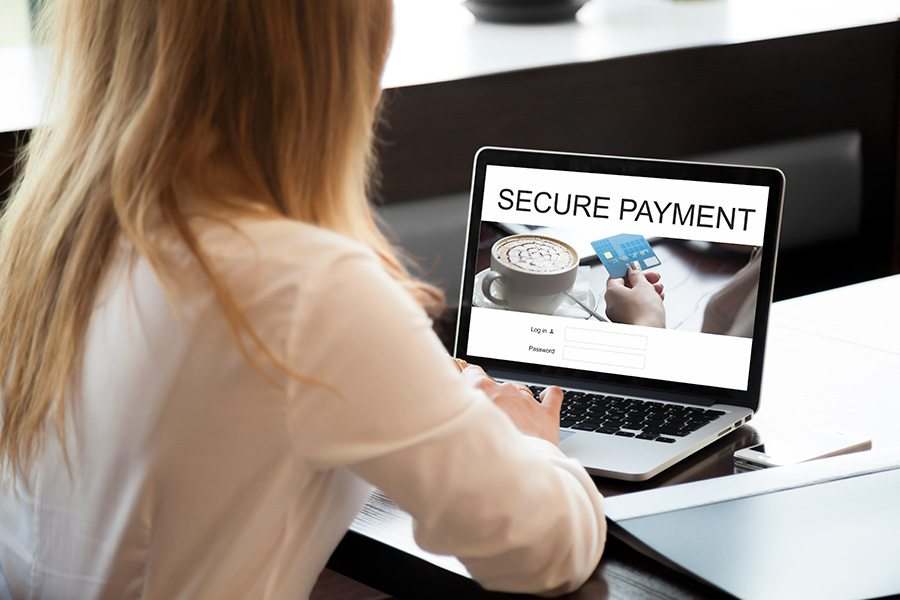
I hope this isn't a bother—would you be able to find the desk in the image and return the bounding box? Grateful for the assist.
[5,1,899,132]
[329,275,900,599]
[0,46,47,134]
[385,0,900,89]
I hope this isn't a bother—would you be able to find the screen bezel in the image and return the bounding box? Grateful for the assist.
[453,146,784,410]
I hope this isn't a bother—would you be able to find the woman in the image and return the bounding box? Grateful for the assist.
[0,2,605,598]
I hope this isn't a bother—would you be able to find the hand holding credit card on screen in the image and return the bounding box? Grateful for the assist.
[591,234,661,278]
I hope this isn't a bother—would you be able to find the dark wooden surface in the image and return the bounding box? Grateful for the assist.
[310,569,391,600]
[0,129,23,200]
[329,425,755,600]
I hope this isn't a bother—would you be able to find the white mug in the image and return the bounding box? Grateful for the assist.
[482,234,578,314]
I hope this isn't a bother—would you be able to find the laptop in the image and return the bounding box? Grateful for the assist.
[454,147,784,480]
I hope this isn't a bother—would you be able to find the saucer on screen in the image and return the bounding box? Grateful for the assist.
[472,269,599,318]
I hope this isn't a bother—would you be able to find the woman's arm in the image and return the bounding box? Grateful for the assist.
[285,252,606,595]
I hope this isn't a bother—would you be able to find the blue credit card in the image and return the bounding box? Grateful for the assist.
[591,234,661,278]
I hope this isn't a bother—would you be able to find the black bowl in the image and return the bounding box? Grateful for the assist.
[464,0,589,24]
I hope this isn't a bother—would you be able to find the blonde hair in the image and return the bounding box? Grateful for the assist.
[0,0,442,477]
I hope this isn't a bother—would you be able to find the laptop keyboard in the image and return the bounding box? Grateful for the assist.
[528,386,726,444]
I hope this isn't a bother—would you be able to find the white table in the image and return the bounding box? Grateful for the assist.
[0,46,48,133]
[386,0,900,88]
[756,274,900,451]
[4,0,900,133]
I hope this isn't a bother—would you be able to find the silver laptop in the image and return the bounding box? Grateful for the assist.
[454,147,784,481]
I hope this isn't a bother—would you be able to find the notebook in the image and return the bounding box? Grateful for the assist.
[604,450,900,600]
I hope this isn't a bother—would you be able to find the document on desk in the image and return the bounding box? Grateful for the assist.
[350,489,470,577]
[604,450,900,600]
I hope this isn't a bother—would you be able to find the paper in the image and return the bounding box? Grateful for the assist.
[349,489,469,577]
[604,448,900,522]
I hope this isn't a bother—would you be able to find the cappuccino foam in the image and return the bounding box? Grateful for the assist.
[494,236,576,274]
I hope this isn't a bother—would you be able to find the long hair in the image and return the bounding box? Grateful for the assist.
[0,0,442,477]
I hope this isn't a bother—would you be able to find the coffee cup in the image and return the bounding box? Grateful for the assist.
[481,234,578,314]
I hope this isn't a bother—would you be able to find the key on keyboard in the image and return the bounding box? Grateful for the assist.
[529,386,725,444]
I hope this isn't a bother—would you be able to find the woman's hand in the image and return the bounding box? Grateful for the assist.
[460,365,563,445]
[605,266,666,328]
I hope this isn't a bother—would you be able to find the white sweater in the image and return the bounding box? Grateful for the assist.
[0,218,605,599]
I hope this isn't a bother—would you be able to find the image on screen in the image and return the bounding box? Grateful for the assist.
[464,164,770,391]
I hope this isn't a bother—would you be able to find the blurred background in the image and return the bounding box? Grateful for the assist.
[0,0,30,46]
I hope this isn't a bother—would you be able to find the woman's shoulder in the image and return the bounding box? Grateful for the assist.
[193,215,409,309]
[179,215,400,326]
[198,216,372,266]
[180,217,385,298]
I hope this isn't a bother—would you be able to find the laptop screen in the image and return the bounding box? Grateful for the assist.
[458,150,781,396]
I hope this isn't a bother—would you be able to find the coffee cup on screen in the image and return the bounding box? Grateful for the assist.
[482,234,578,313]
